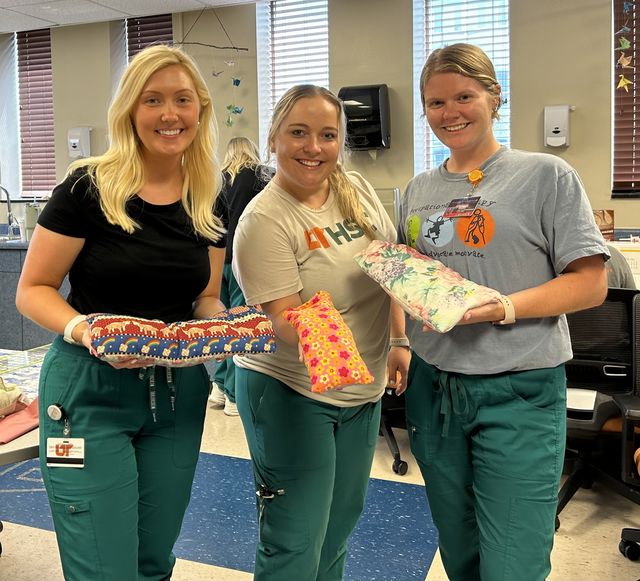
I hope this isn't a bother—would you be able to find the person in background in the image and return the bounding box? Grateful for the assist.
[389,43,608,581]
[606,244,636,288]
[232,84,407,581]
[15,45,226,581]
[208,136,273,416]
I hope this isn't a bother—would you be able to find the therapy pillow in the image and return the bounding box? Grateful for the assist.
[354,240,501,333]
[87,305,276,367]
[283,290,374,393]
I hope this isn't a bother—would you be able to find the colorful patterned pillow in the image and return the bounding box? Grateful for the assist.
[283,291,374,393]
[354,240,501,333]
[87,306,276,367]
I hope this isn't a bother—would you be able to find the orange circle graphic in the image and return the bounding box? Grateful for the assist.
[455,208,494,248]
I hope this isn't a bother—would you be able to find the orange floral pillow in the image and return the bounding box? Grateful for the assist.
[283,291,374,393]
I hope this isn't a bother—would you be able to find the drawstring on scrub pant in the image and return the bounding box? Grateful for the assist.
[138,366,176,422]
[435,371,469,437]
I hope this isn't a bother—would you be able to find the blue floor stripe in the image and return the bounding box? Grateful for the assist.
[0,452,437,581]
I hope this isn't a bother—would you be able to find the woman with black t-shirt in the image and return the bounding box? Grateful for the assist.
[15,45,226,581]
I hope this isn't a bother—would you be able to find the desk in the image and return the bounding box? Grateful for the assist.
[0,427,38,466]
[0,346,47,465]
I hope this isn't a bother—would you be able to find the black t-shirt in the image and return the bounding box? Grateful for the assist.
[213,165,272,263]
[39,169,225,323]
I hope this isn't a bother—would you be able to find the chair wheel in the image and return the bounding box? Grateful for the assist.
[392,460,408,475]
[619,539,640,561]
[555,516,560,531]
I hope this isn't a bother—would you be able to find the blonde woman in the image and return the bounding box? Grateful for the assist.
[232,85,407,581]
[209,137,272,415]
[16,44,226,581]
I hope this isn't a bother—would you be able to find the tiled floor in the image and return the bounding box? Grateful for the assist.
[2,390,640,580]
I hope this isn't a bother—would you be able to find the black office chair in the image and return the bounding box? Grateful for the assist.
[379,387,408,475]
[612,391,640,560]
[556,287,640,531]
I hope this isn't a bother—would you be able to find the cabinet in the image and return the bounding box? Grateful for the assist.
[0,248,69,350]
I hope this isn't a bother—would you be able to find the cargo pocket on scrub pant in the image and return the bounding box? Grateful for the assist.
[405,390,435,466]
[503,496,557,573]
[49,499,102,576]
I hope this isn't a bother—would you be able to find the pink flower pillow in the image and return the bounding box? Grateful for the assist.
[87,306,276,367]
[283,291,374,393]
[355,240,501,333]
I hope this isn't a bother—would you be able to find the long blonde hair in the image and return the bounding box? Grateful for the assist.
[222,137,261,184]
[420,43,502,120]
[267,84,375,239]
[68,44,224,240]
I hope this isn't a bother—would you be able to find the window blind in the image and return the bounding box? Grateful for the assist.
[126,13,173,60]
[256,0,329,154]
[612,0,639,196]
[413,0,510,174]
[17,28,56,198]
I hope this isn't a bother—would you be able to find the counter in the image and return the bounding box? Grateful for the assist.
[0,241,28,250]
[0,244,69,350]
[0,346,45,465]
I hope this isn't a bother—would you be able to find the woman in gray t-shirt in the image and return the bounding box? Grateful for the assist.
[391,43,608,581]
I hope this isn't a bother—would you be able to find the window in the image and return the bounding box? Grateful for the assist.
[413,0,510,174]
[17,28,56,198]
[256,0,329,153]
[126,13,173,60]
[612,0,639,197]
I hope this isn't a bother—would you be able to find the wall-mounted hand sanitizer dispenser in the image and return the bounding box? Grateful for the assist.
[544,105,571,148]
[68,127,91,158]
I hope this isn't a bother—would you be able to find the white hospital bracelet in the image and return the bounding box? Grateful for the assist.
[389,336,410,349]
[493,295,516,326]
[63,314,87,345]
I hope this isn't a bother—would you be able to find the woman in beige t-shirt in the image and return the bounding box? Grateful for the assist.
[232,84,407,581]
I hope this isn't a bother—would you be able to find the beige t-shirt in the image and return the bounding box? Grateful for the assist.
[232,171,396,407]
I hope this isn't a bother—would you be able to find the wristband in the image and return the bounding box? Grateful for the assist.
[389,336,410,348]
[493,295,516,325]
[63,314,87,345]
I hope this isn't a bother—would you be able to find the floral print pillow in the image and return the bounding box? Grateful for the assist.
[355,240,501,333]
[284,291,374,393]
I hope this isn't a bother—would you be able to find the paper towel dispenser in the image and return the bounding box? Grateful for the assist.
[338,84,390,150]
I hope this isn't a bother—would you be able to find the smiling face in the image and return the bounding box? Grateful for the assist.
[423,72,500,165]
[270,95,340,201]
[132,64,201,163]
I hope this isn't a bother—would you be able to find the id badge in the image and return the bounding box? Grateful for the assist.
[46,437,85,468]
[443,195,480,218]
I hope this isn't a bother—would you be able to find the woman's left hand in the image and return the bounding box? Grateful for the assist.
[386,346,411,395]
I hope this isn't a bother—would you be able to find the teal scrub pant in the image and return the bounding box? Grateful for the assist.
[38,337,210,581]
[214,263,245,403]
[405,355,566,581]
[235,367,381,581]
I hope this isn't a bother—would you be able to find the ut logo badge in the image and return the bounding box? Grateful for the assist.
[55,442,74,456]
[304,220,365,250]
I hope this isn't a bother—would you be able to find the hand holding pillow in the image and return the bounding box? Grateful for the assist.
[284,291,374,393]
[355,240,502,333]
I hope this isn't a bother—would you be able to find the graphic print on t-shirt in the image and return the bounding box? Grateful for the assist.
[408,202,495,255]
[304,218,365,250]
[455,208,495,248]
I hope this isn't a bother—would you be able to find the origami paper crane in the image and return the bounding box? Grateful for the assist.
[617,74,633,92]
